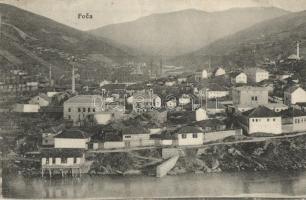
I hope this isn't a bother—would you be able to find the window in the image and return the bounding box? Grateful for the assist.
[78,108,81,112]
[252,119,255,122]
[88,108,91,112]
[83,108,86,112]
[68,115,71,120]
[273,118,276,122]
[74,157,77,164]
[256,119,258,122]
[192,133,198,138]
[46,158,49,164]
[267,119,269,122]
[68,108,71,112]
[124,135,131,139]
[52,158,56,164]
[93,108,96,112]
[44,139,48,143]
[182,134,187,139]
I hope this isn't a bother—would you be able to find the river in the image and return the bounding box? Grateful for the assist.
[2,171,306,198]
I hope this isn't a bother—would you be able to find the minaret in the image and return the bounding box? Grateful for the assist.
[297,41,300,59]
[72,65,75,94]
[49,65,52,86]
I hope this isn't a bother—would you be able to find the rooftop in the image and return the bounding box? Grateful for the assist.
[246,67,268,73]
[241,106,279,118]
[64,95,101,104]
[284,86,303,94]
[40,148,84,157]
[54,129,89,139]
[280,108,306,118]
[234,86,269,92]
[176,125,203,134]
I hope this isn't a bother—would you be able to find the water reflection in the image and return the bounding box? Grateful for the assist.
[3,171,306,198]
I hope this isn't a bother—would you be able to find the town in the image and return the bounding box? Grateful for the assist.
[2,39,306,179]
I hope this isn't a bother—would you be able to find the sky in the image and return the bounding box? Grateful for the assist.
[2,0,306,30]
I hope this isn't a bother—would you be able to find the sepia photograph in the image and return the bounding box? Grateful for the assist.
[1,0,306,199]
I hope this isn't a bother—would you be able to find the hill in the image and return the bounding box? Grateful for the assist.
[170,10,306,69]
[89,7,289,57]
[0,4,133,83]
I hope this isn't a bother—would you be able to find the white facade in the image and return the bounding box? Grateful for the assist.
[292,116,306,132]
[42,156,84,166]
[246,68,269,83]
[207,90,229,99]
[177,132,204,146]
[231,73,247,84]
[179,95,191,105]
[54,138,89,149]
[248,117,282,134]
[215,68,226,76]
[195,108,208,121]
[94,112,113,125]
[13,104,40,113]
[29,95,50,107]
[284,87,306,105]
[202,70,208,79]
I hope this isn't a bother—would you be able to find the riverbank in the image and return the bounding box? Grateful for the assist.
[88,134,306,176]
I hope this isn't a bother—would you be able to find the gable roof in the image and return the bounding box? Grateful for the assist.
[54,129,89,139]
[280,108,306,118]
[241,106,279,118]
[64,95,98,104]
[285,86,303,94]
[230,71,245,78]
[176,125,203,134]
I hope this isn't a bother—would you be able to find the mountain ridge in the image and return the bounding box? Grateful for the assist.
[89,7,290,57]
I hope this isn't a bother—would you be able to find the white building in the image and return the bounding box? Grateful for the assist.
[201,69,208,79]
[54,129,90,149]
[237,106,282,134]
[195,108,208,121]
[13,104,40,113]
[245,68,269,83]
[284,86,306,105]
[232,86,269,106]
[29,93,51,107]
[63,95,105,126]
[174,126,204,146]
[206,83,229,99]
[230,72,247,84]
[281,108,306,133]
[214,67,226,77]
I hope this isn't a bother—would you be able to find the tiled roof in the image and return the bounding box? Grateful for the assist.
[234,86,269,92]
[40,148,84,157]
[64,95,99,104]
[284,86,302,94]
[194,119,225,128]
[246,67,268,73]
[241,106,279,118]
[208,83,227,91]
[176,125,203,134]
[54,129,89,139]
[122,126,150,135]
[280,108,306,118]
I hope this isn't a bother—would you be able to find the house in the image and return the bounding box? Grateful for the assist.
[281,108,306,133]
[230,72,247,84]
[245,68,269,83]
[206,83,229,99]
[233,103,288,113]
[173,126,204,146]
[63,95,105,126]
[236,106,282,134]
[129,91,161,113]
[89,127,122,150]
[232,86,269,106]
[214,67,226,77]
[93,112,114,125]
[41,148,88,176]
[54,129,90,149]
[195,107,208,121]
[122,126,153,147]
[13,104,40,113]
[178,94,192,105]
[284,86,306,105]
[197,83,229,99]
[29,93,51,107]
